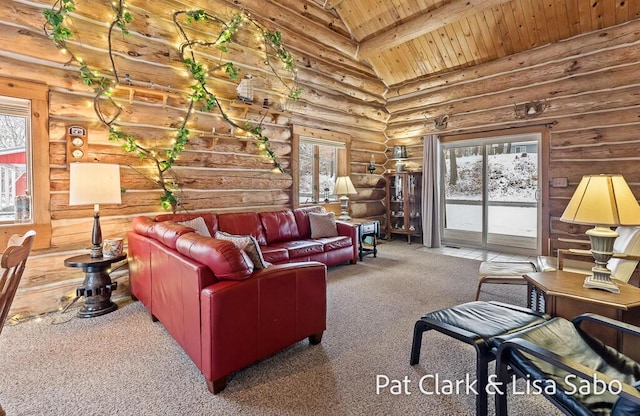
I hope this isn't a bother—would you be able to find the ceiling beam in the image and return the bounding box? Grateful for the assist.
[358,0,513,57]
[323,0,345,9]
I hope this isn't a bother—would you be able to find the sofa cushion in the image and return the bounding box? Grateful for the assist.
[214,231,270,269]
[293,206,325,239]
[218,212,267,246]
[309,212,338,238]
[151,222,196,249]
[317,235,353,251]
[177,217,212,237]
[259,210,300,243]
[270,240,324,259]
[154,213,218,236]
[261,246,289,264]
[176,233,254,280]
[131,216,156,237]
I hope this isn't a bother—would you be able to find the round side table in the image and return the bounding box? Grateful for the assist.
[64,253,126,318]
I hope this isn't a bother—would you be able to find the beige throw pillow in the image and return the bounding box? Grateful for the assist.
[214,231,270,269]
[309,212,338,239]
[177,217,212,237]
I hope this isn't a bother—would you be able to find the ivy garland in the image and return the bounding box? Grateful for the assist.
[43,0,301,211]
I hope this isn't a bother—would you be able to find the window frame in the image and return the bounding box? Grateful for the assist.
[0,77,51,249]
[292,126,351,208]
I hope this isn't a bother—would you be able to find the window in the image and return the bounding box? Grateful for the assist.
[292,126,351,207]
[0,96,31,223]
[440,131,544,255]
[0,77,51,249]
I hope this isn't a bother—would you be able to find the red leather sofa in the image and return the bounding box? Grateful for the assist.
[127,206,357,393]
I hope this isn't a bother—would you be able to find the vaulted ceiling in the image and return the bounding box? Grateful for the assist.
[310,0,640,88]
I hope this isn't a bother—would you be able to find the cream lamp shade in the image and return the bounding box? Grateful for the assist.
[334,176,357,221]
[334,176,357,196]
[560,174,640,293]
[69,163,122,206]
[69,163,121,257]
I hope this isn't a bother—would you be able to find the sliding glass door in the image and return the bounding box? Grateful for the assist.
[441,133,541,254]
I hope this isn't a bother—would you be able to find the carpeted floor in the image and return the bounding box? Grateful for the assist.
[0,240,561,415]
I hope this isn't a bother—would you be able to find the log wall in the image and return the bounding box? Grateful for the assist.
[384,19,640,254]
[3,0,387,318]
[8,0,639,318]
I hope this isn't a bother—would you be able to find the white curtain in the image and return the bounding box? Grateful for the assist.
[422,134,441,248]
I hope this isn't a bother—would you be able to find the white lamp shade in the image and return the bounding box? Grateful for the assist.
[334,176,357,196]
[69,163,122,206]
[560,174,640,226]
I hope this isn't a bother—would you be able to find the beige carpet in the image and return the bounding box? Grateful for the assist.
[0,240,561,415]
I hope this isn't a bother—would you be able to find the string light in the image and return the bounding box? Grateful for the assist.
[44,1,297,209]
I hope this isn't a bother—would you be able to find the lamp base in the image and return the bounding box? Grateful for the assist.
[90,245,103,258]
[583,225,619,293]
[338,195,351,221]
[90,209,103,258]
[583,274,620,293]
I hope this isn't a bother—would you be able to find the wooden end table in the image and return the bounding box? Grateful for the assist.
[352,219,379,260]
[64,253,127,318]
[524,270,640,362]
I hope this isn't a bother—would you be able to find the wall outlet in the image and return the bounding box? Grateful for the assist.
[551,177,568,187]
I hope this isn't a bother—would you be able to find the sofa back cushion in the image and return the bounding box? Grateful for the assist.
[132,216,157,237]
[260,210,300,243]
[154,213,218,236]
[293,206,325,239]
[151,222,195,249]
[218,212,267,246]
[175,233,254,281]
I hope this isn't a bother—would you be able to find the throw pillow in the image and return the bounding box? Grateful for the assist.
[214,231,270,269]
[177,217,212,237]
[309,212,338,239]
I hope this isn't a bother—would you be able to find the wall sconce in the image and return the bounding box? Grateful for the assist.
[69,163,122,258]
[392,145,408,172]
[514,100,547,119]
[368,154,376,174]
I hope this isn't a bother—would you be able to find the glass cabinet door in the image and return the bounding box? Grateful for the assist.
[407,173,422,235]
[388,174,405,231]
[387,172,423,243]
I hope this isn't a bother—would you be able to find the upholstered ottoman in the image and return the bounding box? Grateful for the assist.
[475,261,537,300]
[410,301,550,416]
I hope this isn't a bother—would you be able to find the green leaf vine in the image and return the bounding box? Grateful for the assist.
[43,0,301,212]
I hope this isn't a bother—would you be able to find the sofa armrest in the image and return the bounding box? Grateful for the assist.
[199,262,327,382]
[336,220,359,263]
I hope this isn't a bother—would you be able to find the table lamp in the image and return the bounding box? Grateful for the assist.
[334,176,357,221]
[392,145,408,172]
[560,174,640,293]
[69,163,122,258]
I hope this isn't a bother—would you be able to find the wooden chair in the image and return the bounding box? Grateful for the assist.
[0,230,35,416]
[495,314,640,415]
[0,230,36,335]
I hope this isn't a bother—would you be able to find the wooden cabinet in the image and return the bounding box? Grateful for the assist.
[385,172,422,243]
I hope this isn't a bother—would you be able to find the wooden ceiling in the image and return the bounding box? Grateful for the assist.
[311,0,640,88]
